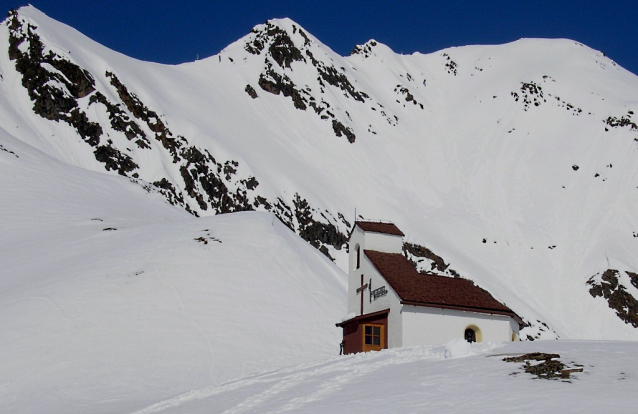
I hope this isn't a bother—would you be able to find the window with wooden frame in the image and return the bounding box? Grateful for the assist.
[363,324,384,352]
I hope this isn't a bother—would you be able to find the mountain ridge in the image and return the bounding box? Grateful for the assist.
[2,5,638,342]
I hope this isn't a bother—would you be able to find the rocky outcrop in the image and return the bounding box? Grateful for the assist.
[331,120,356,143]
[402,241,461,278]
[6,10,351,260]
[151,178,186,207]
[245,21,308,68]
[94,144,138,175]
[394,85,424,110]
[293,194,347,259]
[587,269,638,328]
[89,91,150,149]
[244,84,258,99]
[6,10,138,174]
[258,65,307,110]
[7,11,102,147]
[604,113,637,131]
[511,81,545,111]
[350,40,377,58]
[246,20,373,143]
[503,353,583,380]
[105,71,183,159]
[442,53,458,76]
[305,50,368,103]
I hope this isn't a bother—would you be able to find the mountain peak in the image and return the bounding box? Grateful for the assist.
[350,39,395,58]
[239,18,319,67]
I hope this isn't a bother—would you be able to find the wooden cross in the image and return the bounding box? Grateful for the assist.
[356,274,368,315]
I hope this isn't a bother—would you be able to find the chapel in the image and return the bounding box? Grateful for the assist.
[336,221,523,354]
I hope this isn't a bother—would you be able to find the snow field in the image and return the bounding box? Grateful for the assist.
[0,130,347,413]
[132,340,638,414]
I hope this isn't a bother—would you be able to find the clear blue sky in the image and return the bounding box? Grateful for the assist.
[4,1,638,75]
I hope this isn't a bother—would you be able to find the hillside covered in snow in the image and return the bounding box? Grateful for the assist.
[1,5,638,413]
[0,127,346,412]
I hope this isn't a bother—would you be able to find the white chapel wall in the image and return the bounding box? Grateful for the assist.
[349,226,403,273]
[360,254,405,348]
[347,244,405,348]
[347,227,364,315]
[348,251,395,315]
[348,226,364,274]
[363,232,403,254]
[401,306,516,347]
[387,300,403,348]
[509,318,520,341]
[347,226,403,315]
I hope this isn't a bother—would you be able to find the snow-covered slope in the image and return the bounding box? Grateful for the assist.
[0,129,346,413]
[131,340,638,414]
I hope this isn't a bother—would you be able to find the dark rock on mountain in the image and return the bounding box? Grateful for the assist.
[5,11,350,257]
[332,120,356,143]
[258,67,307,110]
[588,269,638,328]
[245,84,258,99]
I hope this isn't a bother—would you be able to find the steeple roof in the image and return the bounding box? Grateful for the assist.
[354,221,404,237]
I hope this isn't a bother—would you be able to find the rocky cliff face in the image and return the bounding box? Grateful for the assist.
[246,21,367,143]
[4,9,350,258]
[1,11,447,264]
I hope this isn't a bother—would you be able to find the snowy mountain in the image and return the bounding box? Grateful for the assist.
[1,5,638,412]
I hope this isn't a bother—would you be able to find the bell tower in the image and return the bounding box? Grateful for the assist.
[347,221,404,315]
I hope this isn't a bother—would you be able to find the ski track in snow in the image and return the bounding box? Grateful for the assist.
[131,349,444,414]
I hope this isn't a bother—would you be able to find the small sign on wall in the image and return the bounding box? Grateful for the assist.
[369,279,388,301]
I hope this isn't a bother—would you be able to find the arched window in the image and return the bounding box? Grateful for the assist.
[464,325,482,343]
[464,328,476,343]
[355,244,361,269]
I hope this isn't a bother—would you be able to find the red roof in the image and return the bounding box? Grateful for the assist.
[335,308,390,327]
[364,250,521,323]
[355,221,405,237]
